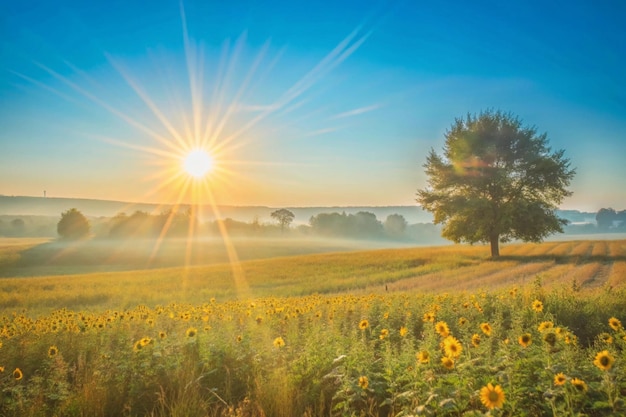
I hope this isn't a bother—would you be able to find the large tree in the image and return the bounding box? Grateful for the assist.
[271,208,295,232]
[57,208,90,240]
[417,110,576,257]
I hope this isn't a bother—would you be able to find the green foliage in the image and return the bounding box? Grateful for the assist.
[57,208,90,240]
[417,110,576,257]
[309,211,384,239]
[384,214,408,238]
[270,209,295,232]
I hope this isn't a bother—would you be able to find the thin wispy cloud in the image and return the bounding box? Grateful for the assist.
[329,103,382,120]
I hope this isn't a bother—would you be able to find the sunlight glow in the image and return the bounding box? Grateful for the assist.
[183,149,214,178]
[23,2,373,300]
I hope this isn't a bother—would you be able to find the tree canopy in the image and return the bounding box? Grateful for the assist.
[417,110,576,257]
[596,208,617,230]
[57,208,91,240]
[270,209,295,232]
[309,211,384,239]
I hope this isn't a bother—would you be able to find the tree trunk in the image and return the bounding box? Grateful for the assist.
[490,234,500,258]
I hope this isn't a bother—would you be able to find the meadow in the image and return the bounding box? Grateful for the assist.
[0,238,625,416]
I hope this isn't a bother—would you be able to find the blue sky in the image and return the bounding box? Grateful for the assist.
[1,0,625,211]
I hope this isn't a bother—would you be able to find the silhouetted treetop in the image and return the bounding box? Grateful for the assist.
[57,208,90,240]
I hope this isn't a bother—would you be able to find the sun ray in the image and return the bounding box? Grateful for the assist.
[201,180,249,298]
[201,32,248,148]
[207,28,370,156]
[205,39,271,150]
[9,70,83,105]
[34,62,186,155]
[106,55,191,153]
[15,8,381,298]
[92,135,183,159]
[146,177,193,267]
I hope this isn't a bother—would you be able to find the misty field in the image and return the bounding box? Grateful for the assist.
[0,239,625,416]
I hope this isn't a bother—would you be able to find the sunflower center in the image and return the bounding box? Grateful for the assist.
[488,391,500,402]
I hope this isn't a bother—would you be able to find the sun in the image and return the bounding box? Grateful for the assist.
[183,149,214,178]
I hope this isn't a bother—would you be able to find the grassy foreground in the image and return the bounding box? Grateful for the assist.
[0,239,625,416]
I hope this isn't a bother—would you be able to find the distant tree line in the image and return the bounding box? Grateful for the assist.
[3,206,623,241]
[562,207,626,234]
[108,209,197,238]
[308,211,410,240]
[0,216,57,237]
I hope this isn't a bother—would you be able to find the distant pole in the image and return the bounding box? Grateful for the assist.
[44,190,46,198]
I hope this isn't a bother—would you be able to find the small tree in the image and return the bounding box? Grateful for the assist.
[271,209,295,232]
[417,110,575,257]
[596,208,616,230]
[384,214,408,238]
[57,208,90,240]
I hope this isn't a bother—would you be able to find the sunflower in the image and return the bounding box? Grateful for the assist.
[133,340,143,352]
[441,356,454,370]
[554,373,567,386]
[273,336,285,348]
[565,333,577,345]
[140,337,152,347]
[13,368,23,381]
[599,332,613,344]
[379,329,389,340]
[531,300,543,312]
[158,331,167,339]
[543,332,557,347]
[358,319,369,330]
[471,334,481,347]
[186,327,197,338]
[416,350,430,364]
[480,322,492,336]
[423,312,435,322]
[0,366,4,373]
[48,345,59,358]
[256,316,263,324]
[236,335,243,343]
[479,383,505,409]
[435,321,450,337]
[399,326,408,337]
[608,317,622,331]
[358,376,369,389]
[593,350,615,371]
[570,378,587,393]
[538,321,554,332]
[458,317,468,326]
[518,333,532,348]
[443,336,463,358]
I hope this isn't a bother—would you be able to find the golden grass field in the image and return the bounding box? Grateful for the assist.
[1,238,624,314]
[0,238,625,416]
